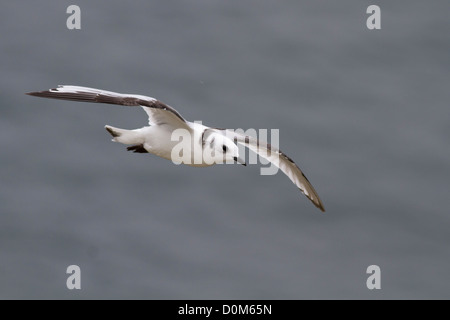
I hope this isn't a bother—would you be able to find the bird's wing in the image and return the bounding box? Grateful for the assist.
[26,85,188,128]
[222,129,325,212]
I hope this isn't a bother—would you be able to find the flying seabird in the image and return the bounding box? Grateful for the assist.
[26,85,325,212]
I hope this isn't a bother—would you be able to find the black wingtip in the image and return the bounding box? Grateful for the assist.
[314,199,326,213]
[300,188,325,213]
[26,90,54,97]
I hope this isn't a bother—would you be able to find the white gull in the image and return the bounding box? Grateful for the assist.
[27,85,325,212]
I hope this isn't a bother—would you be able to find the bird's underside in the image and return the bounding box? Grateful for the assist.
[26,85,325,212]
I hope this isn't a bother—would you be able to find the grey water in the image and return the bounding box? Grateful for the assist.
[0,1,449,299]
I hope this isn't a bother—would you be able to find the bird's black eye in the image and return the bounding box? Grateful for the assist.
[222,145,228,152]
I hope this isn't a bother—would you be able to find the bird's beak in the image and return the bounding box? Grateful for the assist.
[234,156,247,166]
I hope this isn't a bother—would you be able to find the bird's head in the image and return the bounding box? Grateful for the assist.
[202,130,246,166]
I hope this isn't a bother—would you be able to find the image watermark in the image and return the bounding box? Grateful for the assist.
[366,265,381,290]
[366,5,381,30]
[66,265,81,290]
[66,5,81,30]
[170,121,280,175]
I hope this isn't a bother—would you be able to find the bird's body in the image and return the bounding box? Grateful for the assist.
[27,85,325,211]
[107,121,216,167]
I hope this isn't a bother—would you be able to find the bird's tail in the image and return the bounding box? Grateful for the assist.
[105,125,144,145]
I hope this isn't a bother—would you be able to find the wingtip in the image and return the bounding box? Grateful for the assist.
[313,199,326,213]
[26,90,51,97]
[26,86,65,97]
[299,188,325,213]
[304,197,326,212]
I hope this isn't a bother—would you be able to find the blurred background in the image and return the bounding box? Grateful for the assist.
[0,0,449,299]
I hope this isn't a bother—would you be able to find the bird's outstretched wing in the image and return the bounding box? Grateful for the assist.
[26,85,188,128]
[222,129,325,212]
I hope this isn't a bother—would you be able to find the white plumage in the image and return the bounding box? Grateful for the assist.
[27,85,325,212]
